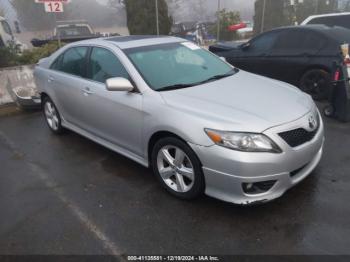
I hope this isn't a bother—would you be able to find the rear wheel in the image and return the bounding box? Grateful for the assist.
[300,69,331,101]
[42,96,64,134]
[151,137,205,200]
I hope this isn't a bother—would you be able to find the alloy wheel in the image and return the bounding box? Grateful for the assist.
[44,101,59,131]
[156,145,195,193]
[300,69,330,100]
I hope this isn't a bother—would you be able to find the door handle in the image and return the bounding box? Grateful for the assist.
[48,76,55,83]
[83,87,94,95]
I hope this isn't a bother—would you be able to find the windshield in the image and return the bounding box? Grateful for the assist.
[124,42,235,91]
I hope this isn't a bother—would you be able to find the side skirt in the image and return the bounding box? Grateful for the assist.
[62,120,149,168]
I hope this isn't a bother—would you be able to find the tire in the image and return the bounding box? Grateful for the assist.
[42,96,65,134]
[300,69,331,101]
[151,137,205,200]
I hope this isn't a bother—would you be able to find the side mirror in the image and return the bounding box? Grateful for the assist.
[106,77,134,92]
[241,42,250,50]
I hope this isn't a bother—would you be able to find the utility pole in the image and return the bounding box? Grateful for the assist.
[54,13,61,47]
[315,0,319,14]
[155,0,159,35]
[261,0,267,33]
[216,0,221,41]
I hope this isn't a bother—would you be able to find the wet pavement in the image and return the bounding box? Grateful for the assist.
[0,111,350,256]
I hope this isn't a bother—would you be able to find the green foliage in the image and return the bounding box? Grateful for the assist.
[16,42,61,65]
[0,42,61,68]
[125,0,172,35]
[0,47,17,68]
[253,0,286,35]
[214,9,241,41]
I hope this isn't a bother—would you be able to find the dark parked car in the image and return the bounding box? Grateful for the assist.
[210,25,350,100]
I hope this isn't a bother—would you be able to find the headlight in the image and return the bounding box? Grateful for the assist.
[205,129,282,153]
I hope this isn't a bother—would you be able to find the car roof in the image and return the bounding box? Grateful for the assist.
[265,25,350,44]
[105,35,183,49]
[66,35,185,50]
[301,12,350,25]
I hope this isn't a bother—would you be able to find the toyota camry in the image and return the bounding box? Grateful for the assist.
[34,36,324,205]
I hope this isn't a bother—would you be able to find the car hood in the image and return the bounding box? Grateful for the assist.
[160,71,314,132]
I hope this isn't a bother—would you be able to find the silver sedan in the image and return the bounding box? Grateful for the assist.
[34,36,324,205]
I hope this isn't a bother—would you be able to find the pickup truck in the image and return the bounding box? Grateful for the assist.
[31,20,105,47]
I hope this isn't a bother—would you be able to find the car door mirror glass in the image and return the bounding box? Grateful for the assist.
[106,77,134,92]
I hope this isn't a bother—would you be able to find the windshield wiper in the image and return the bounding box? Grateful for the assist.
[156,69,239,92]
[198,69,238,85]
[157,83,195,92]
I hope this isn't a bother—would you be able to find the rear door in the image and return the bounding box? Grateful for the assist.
[48,46,90,128]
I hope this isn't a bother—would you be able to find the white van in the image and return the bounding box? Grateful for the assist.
[0,15,14,47]
[301,12,350,30]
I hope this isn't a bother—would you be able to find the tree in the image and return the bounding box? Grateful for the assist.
[253,0,286,35]
[253,0,339,35]
[215,8,241,41]
[167,0,211,22]
[123,0,172,35]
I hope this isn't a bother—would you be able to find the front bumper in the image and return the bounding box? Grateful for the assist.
[189,112,324,205]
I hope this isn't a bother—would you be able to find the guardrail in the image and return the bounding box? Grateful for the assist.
[0,65,40,108]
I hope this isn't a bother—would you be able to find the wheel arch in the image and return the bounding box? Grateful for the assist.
[299,65,331,81]
[147,130,203,168]
[40,92,49,107]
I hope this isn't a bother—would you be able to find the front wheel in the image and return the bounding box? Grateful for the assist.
[151,137,205,200]
[300,69,331,101]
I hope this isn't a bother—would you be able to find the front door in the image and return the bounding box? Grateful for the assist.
[79,47,143,157]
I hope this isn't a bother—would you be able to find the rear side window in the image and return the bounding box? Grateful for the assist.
[87,47,129,83]
[50,54,63,70]
[55,47,88,77]
[308,15,350,30]
[273,30,326,53]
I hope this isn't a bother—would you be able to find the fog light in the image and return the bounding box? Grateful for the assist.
[242,180,277,195]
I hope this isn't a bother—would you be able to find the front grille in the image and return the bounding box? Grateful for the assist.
[279,128,318,147]
[279,113,320,148]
